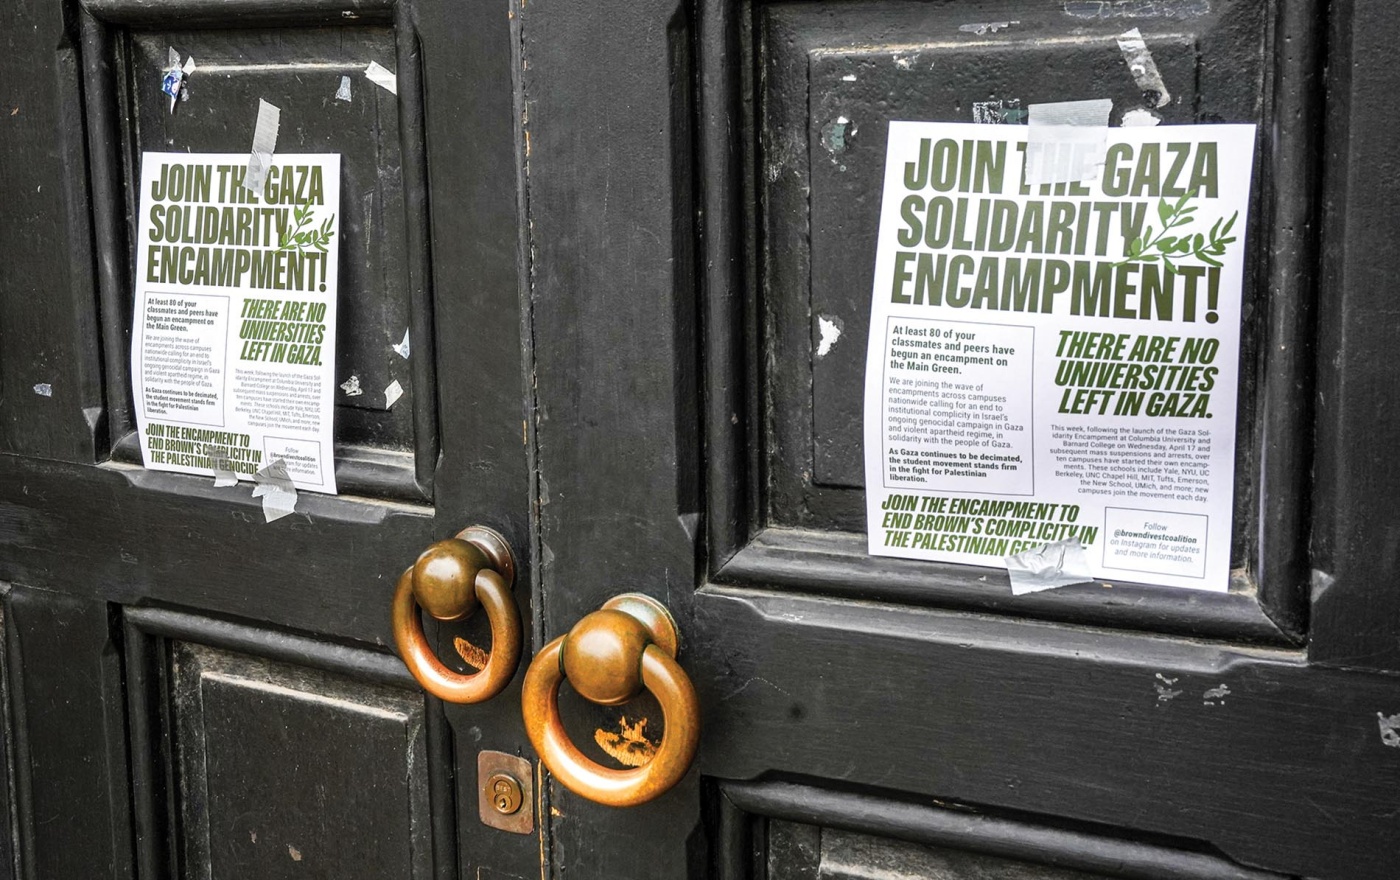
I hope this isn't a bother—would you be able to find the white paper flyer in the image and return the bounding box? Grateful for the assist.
[863,122,1256,591]
[131,152,341,494]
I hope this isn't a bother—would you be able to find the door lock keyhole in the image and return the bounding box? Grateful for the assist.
[488,773,524,815]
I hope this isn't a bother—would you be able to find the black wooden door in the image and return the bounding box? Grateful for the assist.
[0,1,545,878]
[522,1,1400,879]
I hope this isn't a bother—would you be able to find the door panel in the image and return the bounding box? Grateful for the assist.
[124,26,418,458]
[730,782,1288,880]
[721,0,1300,642]
[768,821,1111,880]
[168,641,431,879]
[2,586,131,880]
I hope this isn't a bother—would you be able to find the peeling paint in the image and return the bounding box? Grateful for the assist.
[1202,684,1230,706]
[1311,568,1336,601]
[1064,0,1210,18]
[958,21,1019,35]
[1154,673,1182,702]
[820,116,856,158]
[32,383,52,397]
[816,315,844,358]
[1379,713,1400,748]
[841,73,857,82]
[594,716,658,767]
[1121,107,1162,127]
[339,375,363,397]
[455,637,489,671]
[893,55,915,70]
[972,99,1026,125]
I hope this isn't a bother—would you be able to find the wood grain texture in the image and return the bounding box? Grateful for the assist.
[693,588,1400,879]
[521,0,706,872]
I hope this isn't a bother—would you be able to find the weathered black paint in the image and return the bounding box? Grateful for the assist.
[2,0,532,876]
[3,0,1400,878]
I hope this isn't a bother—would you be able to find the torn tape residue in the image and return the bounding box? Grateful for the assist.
[364,61,398,95]
[392,328,410,359]
[958,21,1019,35]
[1024,98,1113,187]
[162,49,197,113]
[244,99,281,197]
[1117,28,1172,108]
[384,379,404,408]
[252,458,298,523]
[335,75,353,102]
[1121,107,1162,127]
[972,98,1025,125]
[1005,536,1094,595]
[1378,713,1400,748]
[1064,0,1211,20]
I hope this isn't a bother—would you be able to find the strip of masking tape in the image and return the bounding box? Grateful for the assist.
[244,99,281,197]
[252,459,298,522]
[1117,28,1171,108]
[1024,98,1113,187]
[1005,536,1095,595]
[364,61,397,95]
[209,449,239,487]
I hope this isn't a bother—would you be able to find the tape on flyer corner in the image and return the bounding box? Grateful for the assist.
[243,99,281,197]
[252,459,298,522]
[1024,98,1113,187]
[1004,536,1095,595]
[209,448,239,488]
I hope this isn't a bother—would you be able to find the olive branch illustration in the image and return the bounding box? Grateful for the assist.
[1117,190,1237,273]
[278,202,336,254]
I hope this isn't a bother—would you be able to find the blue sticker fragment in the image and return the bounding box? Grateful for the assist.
[161,68,183,100]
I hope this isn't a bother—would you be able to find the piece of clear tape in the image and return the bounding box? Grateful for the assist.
[252,459,298,522]
[1117,28,1171,109]
[209,449,238,487]
[1004,536,1095,596]
[1024,98,1113,187]
[244,99,281,196]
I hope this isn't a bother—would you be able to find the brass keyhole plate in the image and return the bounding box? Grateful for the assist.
[489,773,524,814]
[477,750,534,834]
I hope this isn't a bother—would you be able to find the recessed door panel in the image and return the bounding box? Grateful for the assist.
[170,641,431,879]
